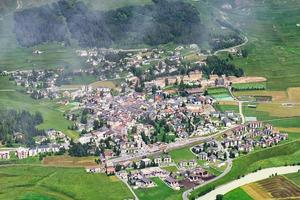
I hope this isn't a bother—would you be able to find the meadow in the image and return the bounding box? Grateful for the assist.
[0,166,133,200]
[223,188,252,200]
[0,77,78,139]
[135,177,182,200]
[224,0,300,90]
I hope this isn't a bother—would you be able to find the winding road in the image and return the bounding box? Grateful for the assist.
[196,166,300,200]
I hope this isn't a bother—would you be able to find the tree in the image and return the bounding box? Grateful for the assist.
[165,78,169,86]
[216,194,223,200]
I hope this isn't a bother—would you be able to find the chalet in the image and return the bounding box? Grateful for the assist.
[248,121,263,129]
[222,118,232,127]
[106,166,116,175]
[0,151,10,160]
[163,155,172,164]
[137,177,155,188]
[165,177,180,190]
[154,156,162,165]
[16,147,29,159]
[198,152,208,161]
[141,158,152,167]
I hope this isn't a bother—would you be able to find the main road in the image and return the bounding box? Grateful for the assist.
[196,165,300,200]
[109,126,237,164]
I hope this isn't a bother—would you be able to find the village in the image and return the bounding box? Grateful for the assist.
[0,44,288,196]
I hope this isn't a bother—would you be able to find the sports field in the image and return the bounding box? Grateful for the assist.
[0,166,133,200]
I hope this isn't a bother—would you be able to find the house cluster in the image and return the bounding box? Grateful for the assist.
[191,121,288,164]
[0,129,70,160]
[192,139,225,163]
[11,69,62,99]
[210,110,241,127]
[120,167,180,190]
[222,122,288,156]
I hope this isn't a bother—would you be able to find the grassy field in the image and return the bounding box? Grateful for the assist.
[0,77,78,139]
[223,0,300,90]
[223,188,253,200]
[0,166,133,200]
[190,139,300,199]
[232,82,266,91]
[207,87,233,101]
[285,172,300,187]
[135,177,182,200]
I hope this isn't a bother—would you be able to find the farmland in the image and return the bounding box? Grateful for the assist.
[232,82,266,91]
[190,139,300,199]
[242,175,300,200]
[42,156,98,167]
[223,188,252,200]
[0,166,133,200]
[285,172,300,187]
[223,0,300,90]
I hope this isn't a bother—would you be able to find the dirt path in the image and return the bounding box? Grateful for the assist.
[213,36,249,56]
[16,0,23,10]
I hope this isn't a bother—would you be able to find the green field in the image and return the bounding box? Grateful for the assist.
[135,177,182,200]
[190,139,300,199]
[222,0,300,90]
[0,77,78,139]
[232,82,266,91]
[0,166,133,200]
[285,172,300,187]
[207,87,233,101]
[224,187,253,200]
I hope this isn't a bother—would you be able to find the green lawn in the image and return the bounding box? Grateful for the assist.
[190,139,300,199]
[135,177,182,200]
[169,147,196,164]
[223,188,253,200]
[285,172,300,187]
[0,166,133,200]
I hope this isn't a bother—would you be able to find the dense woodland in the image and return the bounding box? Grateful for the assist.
[0,109,44,146]
[14,0,204,48]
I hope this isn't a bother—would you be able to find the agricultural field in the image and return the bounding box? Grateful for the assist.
[190,139,300,199]
[232,82,266,91]
[285,172,300,187]
[0,166,133,200]
[242,176,300,200]
[223,0,300,90]
[223,188,253,200]
[135,177,182,200]
[42,156,98,167]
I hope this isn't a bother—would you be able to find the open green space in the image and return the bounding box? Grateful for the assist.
[207,87,233,101]
[0,166,133,200]
[0,77,78,139]
[190,139,300,199]
[223,187,253,200]
[232,82,266,91]
[135,177,182,200]
[285,172,300,187]
[223,0,300,90]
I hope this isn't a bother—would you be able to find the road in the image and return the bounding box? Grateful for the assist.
[213,36,249,56]
[116,175,139,200]
[182,158,232,200]
[109,127,236,164]
[196,166,300,200]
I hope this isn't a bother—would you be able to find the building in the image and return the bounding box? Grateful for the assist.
[165,177,180,190]
[16,147,29,159]
[0,151,10,160]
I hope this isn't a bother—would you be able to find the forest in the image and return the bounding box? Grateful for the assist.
[0,109,45,146]
[14,0,204,48]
